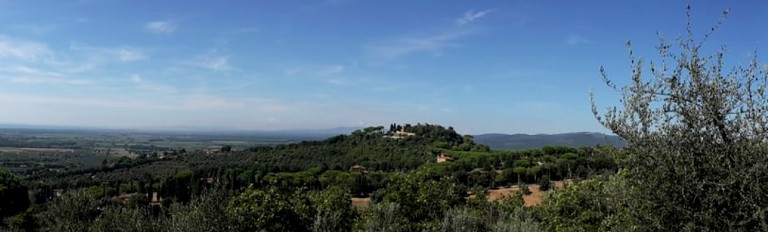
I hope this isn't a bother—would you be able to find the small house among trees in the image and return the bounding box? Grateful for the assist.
[150,192,162,206]
[349,164,368,174]
[436,154,453,163]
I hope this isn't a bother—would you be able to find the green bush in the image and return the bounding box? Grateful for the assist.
[538,175,551,192]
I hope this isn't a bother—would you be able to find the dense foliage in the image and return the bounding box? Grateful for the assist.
[0,169,30,221]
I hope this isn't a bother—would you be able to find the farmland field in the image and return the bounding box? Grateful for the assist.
[0,128,322,177]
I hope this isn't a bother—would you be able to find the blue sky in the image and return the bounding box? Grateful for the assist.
[0,1,766,134]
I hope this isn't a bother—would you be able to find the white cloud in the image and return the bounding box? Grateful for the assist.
[326,78,348,85]
[368,9,491,60]
[1,75,89,85]
[0,35,53,61]
[3,66,62,77]
[0,65,89,85]
[129,74,176,94]
[456,9,494,27]
[145,21,176,34]
[115,48,145,62]
[199,55,232,71]
[69,43,146,63]
[515,100,559,111]
[130,74,142,83]
[368,30,468,60]
[5,76,90,85]
[566,35,589,45]
[9,24,56,36]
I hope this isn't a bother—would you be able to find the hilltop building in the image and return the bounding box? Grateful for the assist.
[389,128,416,139]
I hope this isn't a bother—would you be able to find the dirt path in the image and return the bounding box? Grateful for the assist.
[352,197,371,207]
[489,181,568,206]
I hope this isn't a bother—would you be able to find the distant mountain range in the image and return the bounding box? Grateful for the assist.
[473,132,626,150]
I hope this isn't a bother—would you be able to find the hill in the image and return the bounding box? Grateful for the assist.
[473,132,625,150]
[32,123,490,187]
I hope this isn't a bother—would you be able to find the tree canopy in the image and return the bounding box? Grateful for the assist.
[593,5,768,231]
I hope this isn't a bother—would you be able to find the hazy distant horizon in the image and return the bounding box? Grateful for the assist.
[0,122,619,136]
[0,1,763,134]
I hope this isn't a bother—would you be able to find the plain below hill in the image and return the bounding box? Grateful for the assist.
[473,132,626,150]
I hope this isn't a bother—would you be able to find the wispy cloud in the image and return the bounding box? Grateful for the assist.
[115,48,145,62]
[129,74,176,94]
[5,76,90,85]
[318,65,345,75]
[9,24,57,36]
[0,37,147,87]
[368,30,469,60]
[0,35,53,61]
[3,66,62,77]
[145,20,176,34]
[0,65,90,85]
[284,64,345,77]
[197,55,232,71]
[281,64,354,85]
[515,100,559,111]
[69,43,146,63]
[456,9,495,27]
[368,9,492,60]
[300,0,349,11]
[565,35,589,45]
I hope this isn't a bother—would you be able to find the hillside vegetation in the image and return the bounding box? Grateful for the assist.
[2,123,620,231]
[473,132,625,150]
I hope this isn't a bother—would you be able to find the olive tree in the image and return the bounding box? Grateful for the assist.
[592,5,768,231]
[40,190,102,232]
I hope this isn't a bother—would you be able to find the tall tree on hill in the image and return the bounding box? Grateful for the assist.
[592,5,768,231]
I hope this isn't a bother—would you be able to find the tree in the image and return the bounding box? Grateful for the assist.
[310,186,357,232]
[40,190,102,232]
[512,167,526,184]
[592,4,768,231]
[90,205,160,232]
[379,172,465,230]
[228,186,314,231]
[164,189,239,232]
[538,175,636,232]
[358,202,405,232]
[0,168,30,220]
[538,175,551,192]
